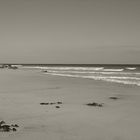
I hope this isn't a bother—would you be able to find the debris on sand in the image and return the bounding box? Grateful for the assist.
[11,124,19,127]
[40,103,49,105]
[0,121,19,132]
[50,103,56,105]
[109,97,119,100]
[40,102,62,105]
[55,106,60,108]
[86,102,103,107]
[57,102,62,104]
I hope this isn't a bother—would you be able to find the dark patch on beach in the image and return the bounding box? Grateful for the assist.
[11,124,19,128]
[40,102,50,105]
[57,102,62,104]
[86,102,103,107]
[109,97,120,100]
[50,102,56,105]
[0,121,19,132]
[55,106,60,108]
[40,102,62,106]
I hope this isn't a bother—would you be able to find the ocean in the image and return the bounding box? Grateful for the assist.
[21,64,140,87]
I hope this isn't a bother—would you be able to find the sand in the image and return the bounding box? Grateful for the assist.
[0,69,140,140]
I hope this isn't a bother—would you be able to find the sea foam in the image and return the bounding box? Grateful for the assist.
[45,72,140,86]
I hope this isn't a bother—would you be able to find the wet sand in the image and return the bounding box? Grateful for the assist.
[0,69,140,140]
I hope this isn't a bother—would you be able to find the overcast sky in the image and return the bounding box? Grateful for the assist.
[0,0,140,64]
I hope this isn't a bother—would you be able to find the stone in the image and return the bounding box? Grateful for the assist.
[86,102,103,107]
[109,97,119,100]
[55,106,60,108]
[57,102,62,104]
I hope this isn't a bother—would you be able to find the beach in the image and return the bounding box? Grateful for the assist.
[0,68,140,140]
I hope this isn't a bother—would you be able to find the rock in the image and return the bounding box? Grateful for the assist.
[40,102,62,105]
[14,124,19,127]
[12,128,17,131]
[0,121,19,132]
[0,65,8,68]
[55,106,60,108]
[11,124,19,127]
[50,103,56,105]
[40,103,49,105]
[86,102,103,107]
[109,97,119,100]
[57,102,62,104]
[0,121,6,126]
[0,125,11,132]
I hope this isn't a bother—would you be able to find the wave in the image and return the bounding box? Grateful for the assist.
[24,66,124,72]
[126,67,137,70]
[46,70,140,75]
[103,69,124,72]
[46,70,116,74]
[22,66,139,73]
[46,73,140,80]
[45,73,140,86]
[22,66,104,71]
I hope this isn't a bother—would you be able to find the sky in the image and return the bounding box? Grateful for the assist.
[0,0,140,64]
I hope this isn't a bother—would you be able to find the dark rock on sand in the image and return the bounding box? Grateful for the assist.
[86,102,103,107]
[50,102,56,105]
[11,124,19,127]
[0,121,19,132]
[0,125,11,132]
[109,97,119,100]
[57,102,62,104]
[14,124,19,127]
[0,121,6,125]
[40,102,62,106]
[12,128,17,131]
[55,106,60,108]
[40,102,50,105]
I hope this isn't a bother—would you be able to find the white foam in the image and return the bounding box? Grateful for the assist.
[47,70,140,75]
[23,66,104,71]
[45,73,140,86]
[47,70,116,74]
[126,67,137,70]
[103,69,124,72]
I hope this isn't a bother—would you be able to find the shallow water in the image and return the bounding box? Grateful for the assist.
[22,64,140,86]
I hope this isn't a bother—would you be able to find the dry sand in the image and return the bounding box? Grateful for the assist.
[0,69,140,140]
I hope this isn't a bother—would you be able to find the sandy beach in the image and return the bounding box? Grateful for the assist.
[0,69,140,140]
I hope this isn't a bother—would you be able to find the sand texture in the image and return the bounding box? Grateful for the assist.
[0,69,140,140]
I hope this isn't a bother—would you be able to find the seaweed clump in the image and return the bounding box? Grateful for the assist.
[86,102,103,107]
[0,121,19,132]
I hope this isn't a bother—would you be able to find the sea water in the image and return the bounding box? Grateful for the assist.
[22,64,140,87]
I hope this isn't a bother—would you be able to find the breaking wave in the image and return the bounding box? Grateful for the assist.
[103,69,124,72]
[23,66,139,72]
[23,66,104,71]
[45,73,140,86]
[126,67,137,70]
[46,70,140,75]
[22,65,140,86]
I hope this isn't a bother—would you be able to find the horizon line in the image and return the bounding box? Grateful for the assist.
[0,63,140,66]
